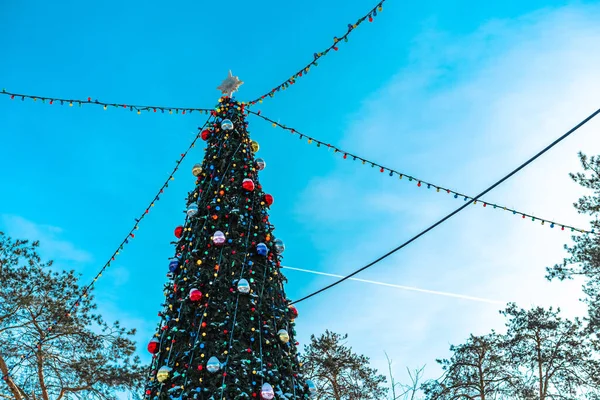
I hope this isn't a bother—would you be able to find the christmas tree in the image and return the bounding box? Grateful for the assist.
[143,73,315,400]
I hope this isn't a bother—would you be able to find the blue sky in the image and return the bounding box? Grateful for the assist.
[3,0,600,395]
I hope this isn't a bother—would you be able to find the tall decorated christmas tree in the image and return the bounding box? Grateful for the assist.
[143,73,315,400]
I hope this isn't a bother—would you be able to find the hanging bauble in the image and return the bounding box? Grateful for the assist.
[256,243,268,256]
[237,278,250,294]
[255,158,266,170]
[174,226,184,238]
[261,383,275,400]
[206,356,221,373]
[278,329,290,343]
[157,366,172,383]
[289,305,299,319]
[212,230,226,245]
[168,259,180,273]
[186,204,198,217]
[221,119,234,131]
[189,288,202,302]
[192,163,203,176]
[251,140,260,152]
[306,380,317,397]
[264,194,274,206]
[274,239,285,253]
[201,130,210,141]
[242,178,255,191]
[147,338,160,354]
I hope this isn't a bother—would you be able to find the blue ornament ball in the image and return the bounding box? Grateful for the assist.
[168,259,180,272]
[187,204,198,217]
[256,243,268,256]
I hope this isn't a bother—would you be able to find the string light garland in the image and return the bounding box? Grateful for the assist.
[247,0,386,106]
[0,89,212,115]
[291,107,600,305]
[1,115,214,383]
[1,1,388,113]
[248,109,593,234]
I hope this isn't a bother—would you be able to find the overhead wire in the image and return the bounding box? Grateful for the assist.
[291,107,600,304]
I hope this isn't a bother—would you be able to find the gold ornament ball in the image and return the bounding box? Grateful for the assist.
[192,164,203,176]
[251,141,260,152]
[278,329,290,343]
[157,366,172,383]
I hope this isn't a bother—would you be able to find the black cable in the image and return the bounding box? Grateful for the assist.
[291,107,600,305]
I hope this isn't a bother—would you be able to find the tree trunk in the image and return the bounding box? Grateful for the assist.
[536,332,544,400]
[36,350,49,400]
[332,373,341,400]
[478,363,486,400]
[0,353,24,400]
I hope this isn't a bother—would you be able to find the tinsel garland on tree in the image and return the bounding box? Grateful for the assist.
[143,96,314,400]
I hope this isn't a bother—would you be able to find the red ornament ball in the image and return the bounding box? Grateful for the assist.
[264,194,274,206]
[201,129,211,141]
[242,178,255,191]
[189,288,202,302]
[147,338,160,354]
[289,305,299,319]
[174,226,184,238]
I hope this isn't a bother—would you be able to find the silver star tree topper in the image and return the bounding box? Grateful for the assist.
[217,70,243,97]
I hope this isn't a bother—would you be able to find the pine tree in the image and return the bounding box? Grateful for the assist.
[300,330,388,400]
[423,304,600,400]
[422,334,509,400]
[499,304,600,399]
[142,95,312,399]
[547,152,600,332]
[0,232,144,400]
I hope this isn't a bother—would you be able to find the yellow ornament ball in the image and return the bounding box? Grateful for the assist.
[278,329,290,343]
[192,164,203,177]
[251,141,260,152]
[157,366,172,383]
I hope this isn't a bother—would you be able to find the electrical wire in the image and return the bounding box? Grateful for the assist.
[291,107,600,305]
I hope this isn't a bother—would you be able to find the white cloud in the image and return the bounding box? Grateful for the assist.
[1,214,93,263]
[292,3,600,384]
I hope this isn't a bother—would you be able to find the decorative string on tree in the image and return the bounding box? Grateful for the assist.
[248,109,593,234]
[1,116,214,383]
[247,0,387,105]
[0,89,212,115]
[143,73,315,399]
